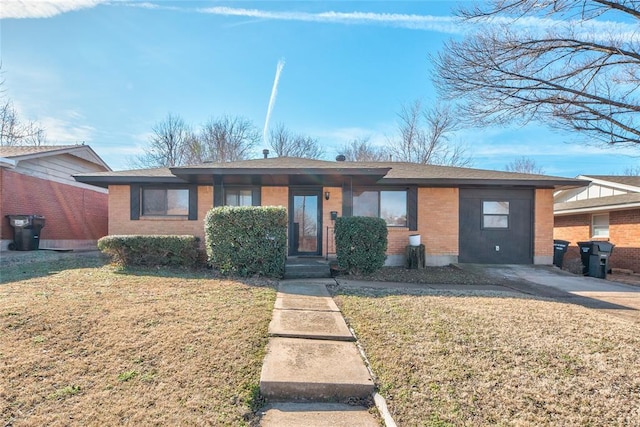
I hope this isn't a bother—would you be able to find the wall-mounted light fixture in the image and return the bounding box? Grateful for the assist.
[324,191,330,200]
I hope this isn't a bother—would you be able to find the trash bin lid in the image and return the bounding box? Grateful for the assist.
[593,241,614,253]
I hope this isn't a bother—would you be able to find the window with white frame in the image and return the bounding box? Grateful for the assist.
[592,213,609,238]
[482,201,509,229]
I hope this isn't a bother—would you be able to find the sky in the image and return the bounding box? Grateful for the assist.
[1,0,639,177]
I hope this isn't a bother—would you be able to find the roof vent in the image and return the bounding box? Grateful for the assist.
[263,149,269,159]
[336,154,346,162]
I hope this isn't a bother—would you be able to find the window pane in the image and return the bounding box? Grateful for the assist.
[166,189,189,215]
[484,215,509,228]
[592,214,609,237]
[142,189,167,215]
[483,201,509,215]
[226,189,252,206]
[381,191,407,226]
[353,191,378,217]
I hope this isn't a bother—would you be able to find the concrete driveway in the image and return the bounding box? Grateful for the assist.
[476,264,640,321]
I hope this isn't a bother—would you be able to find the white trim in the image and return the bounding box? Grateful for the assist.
[0,157,17,168]
[578,175,640,193]
[554,202,640,215]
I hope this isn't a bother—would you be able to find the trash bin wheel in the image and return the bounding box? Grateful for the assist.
[8,242,16,251]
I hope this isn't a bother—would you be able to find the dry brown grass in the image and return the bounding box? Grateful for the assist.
[335,289,640,426]
[1,257,276,426]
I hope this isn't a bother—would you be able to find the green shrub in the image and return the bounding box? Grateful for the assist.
[335,216,388,275]
[97,235,200,267]
[205,206,287,278]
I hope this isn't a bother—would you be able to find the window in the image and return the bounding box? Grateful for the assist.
[483,201,509,229]
[225,189,253,206]
[592,213,609,238]
[353,190,407,227]
[142,188,189,216]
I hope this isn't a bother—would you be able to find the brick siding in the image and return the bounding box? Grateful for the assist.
[108,185,213,242]
[1,168,107,242]
[534,189,554,261]
[554,209,640,273]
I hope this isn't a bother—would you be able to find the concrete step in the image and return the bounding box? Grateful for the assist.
[260,337,375,401]
[269,309,354,341]
[259,402,378,426]
[284,264,331,279]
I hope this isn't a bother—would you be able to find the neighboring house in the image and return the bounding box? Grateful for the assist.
[0,145,111,251]
[75,157,586,266]
[554,175,640,273]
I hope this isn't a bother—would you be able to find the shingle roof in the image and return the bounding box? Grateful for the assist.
[584,175,640,188]
[0,145,80,158]
[75,156,587,189]
[555,193,640,213]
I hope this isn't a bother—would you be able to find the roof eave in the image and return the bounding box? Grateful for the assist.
[380,178,588,189]
[73,175,187,188]
[554,202,640,215]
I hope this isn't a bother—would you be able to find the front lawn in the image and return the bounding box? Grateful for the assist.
[1,255,276,426]
[335,288,640,426]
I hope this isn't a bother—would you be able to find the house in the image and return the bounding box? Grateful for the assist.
[554,175,640,273]
[0,145,111,251]
[74,156,587,266]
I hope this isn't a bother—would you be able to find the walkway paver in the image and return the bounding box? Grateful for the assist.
[260,402,378,427]
[259,279,378,425]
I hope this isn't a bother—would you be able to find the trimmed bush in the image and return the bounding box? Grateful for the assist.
[205,206,287,278]
[97,235,200,267]
[335,216,388,275]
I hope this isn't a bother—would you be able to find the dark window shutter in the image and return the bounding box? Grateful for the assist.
[130,184,140,220]
[213,176,223,207]
[342,180,353,217]
[252,187,261,206]
[188,185,198,220]
[408,186,418,231]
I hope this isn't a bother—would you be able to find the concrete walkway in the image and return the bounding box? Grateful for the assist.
[259,279,378,426]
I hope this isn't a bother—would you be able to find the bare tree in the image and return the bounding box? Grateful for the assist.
[200,116,260,162]
[268,123,323,159]
[389,100,472,166]
[0,72,47,146]
[338,136,388,161]
[623,165,640,176]
[433,0,640,147]
[135,113,197,167]
[505,156,545,174]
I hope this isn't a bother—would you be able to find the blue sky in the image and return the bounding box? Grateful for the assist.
[1,0,638,177]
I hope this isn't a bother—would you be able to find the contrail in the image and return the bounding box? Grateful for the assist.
[263,58,285,145]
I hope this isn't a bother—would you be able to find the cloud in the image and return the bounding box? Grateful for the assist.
[1,0,107,19]
[40,113,95,143]
[198,7,462,34]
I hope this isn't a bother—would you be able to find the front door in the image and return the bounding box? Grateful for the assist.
[289,188,322,256]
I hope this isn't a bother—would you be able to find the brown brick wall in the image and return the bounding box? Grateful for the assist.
[416,187,459,255]
[108,185,213,242]
[554,209,640,273]
[534,189,554,260]
[1,168,107,241]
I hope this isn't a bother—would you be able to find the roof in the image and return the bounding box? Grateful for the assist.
[74,157,588,189]
[0,144,111,171]
[555,193,640,215]
[582,175,640,188]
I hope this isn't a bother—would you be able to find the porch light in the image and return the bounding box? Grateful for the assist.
[324,191,330,200]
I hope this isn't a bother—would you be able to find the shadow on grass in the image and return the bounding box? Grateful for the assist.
[0,252,109,284]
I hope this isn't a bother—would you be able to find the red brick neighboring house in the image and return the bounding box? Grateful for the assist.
[554,175,640,273]
[75,157,586,266]
[1,145,111,251]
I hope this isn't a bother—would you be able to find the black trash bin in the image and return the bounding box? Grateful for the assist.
[577,241,593,275]
[588,241,615,279]
[5,214,46,251]
[553,239,570,269]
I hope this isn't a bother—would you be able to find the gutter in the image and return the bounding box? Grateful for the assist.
[0,157,16,168]
[555,202,640,215]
